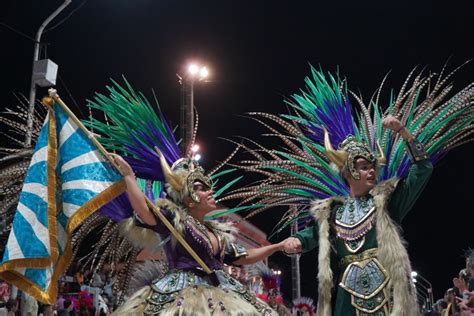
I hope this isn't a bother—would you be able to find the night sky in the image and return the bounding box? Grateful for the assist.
[1,0,473,303]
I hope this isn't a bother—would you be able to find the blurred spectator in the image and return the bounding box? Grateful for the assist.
[39,304,54,316]
[90,271,104,289]
[56,295,65,311]
[0,282,10,305]
[453,269,470,299]
[58,300,73,316]
[102,275,116,305]
[5,299,18,316]
[431,298,447,316]
[443,288,458,315]
[20,292,38,316]
[78,290,93,310]
[466,249,474,292]
[97,294,109,316]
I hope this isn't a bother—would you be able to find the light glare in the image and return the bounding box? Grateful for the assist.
[188,64,199,75]
[192,144,200,152]
[200,67,209,78]
[194,154,201,161]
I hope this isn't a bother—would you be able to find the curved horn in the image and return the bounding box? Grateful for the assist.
[155,147,184,191]
[376,140,386,165]
[323,126,348,170]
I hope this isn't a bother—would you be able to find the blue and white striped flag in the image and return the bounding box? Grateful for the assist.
[0,101,125,303]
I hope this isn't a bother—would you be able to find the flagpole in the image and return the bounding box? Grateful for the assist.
[45,89,213,275]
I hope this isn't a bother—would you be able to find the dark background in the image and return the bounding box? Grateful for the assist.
[1,0,473,303]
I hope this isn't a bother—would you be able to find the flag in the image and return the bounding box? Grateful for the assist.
[0,101,125,303]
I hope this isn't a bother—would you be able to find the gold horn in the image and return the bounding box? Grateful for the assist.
[155,147,184,192]
[323,126,348,170]
[376,140,386,165]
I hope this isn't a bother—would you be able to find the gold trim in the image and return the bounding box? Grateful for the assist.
[335,206,375,228]
[0,103,126,304]
[352,288,389,314]
[155,147,184,192]
[344,236,366,253]
[50,91,212,275]
[67,181,126,233]
[0,258,51,272]
[323,126,348,170]
[339,257,389,300]
[339,248,378,270]
[231,243,248,259]
[0,270,53,303]
[48,105,59,262]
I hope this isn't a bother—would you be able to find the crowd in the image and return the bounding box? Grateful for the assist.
[0,261,304,316]
[427,250,474,316]
[1,250,472,315]
[0,262,115,316]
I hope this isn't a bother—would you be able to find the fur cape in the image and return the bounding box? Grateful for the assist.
[312,178,418,316]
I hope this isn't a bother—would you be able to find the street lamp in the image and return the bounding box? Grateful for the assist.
[26,0,72,147]
[177,63,209,154]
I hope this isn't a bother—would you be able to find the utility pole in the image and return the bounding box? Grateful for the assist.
[25,0,72,147]
[179,77,194,154]
[177,64,208,154]
[290,206,301,300]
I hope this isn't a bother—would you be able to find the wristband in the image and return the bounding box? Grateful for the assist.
[405,138,429,162]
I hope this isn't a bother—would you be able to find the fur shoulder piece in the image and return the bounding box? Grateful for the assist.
[205,220,238,245]
[119,198,187,249]
[310,197,344,221]
[127,260,168,295]
[119,217,162,249]
[154,198,187,235]
[369,177,399,199]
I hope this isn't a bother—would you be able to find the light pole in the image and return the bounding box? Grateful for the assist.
[26,0,72,147]
[289,206,301,300]
[177,63,209,154]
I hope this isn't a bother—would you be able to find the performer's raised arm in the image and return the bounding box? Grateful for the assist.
[382,115,434,222]
[112,154,157,226]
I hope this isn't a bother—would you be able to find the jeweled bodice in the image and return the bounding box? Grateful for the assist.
[334,196,376,242]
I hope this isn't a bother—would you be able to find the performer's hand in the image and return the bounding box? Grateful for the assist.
[110,154,135,177]
[382,115,404,132]
[282,237,302,254]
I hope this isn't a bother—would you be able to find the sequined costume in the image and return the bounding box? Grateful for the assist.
[295,157,432,316]
[81,80,274,315]
[115,199,273,315]
[221,65,474,316]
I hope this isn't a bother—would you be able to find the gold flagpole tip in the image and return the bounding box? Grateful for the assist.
[41,96,54,107]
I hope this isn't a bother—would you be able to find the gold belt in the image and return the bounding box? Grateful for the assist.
[339,248,378,268]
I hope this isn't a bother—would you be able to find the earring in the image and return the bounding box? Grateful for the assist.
[188,202,195,208]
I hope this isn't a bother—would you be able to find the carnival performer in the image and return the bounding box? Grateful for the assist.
[282,115,431,316]
[248,263,292,316]
[111,153,283,315]
[221,65,474,316]
[81,79,284,315]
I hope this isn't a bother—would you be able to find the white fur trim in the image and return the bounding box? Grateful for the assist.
[312,178,418,316]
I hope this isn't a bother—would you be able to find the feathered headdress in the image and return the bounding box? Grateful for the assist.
[292,296,316,316]
[40,77,247,305]
[248,263,283,305]
[220,63,474,233]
